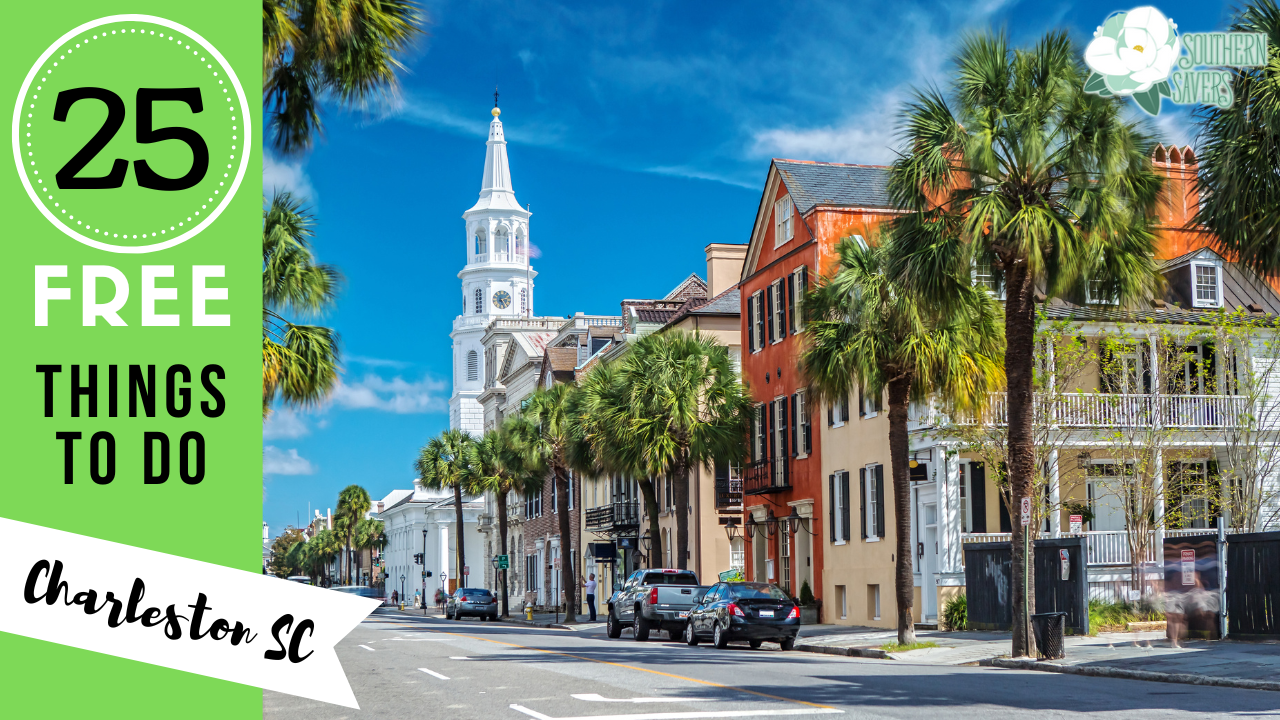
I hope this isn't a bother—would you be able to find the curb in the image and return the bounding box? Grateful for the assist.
[501,618,575,630]
[984,657,1280,692]
[795,643,889,659]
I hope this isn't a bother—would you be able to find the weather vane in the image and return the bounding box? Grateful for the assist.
[494,86,499,108]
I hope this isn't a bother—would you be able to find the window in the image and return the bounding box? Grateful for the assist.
[829,394,850,427]
[729,537,744,570]
[749,291,765,353]
[474,228,488,256]
[466,350,479,382]
[520,287,528,315]
[868,584,881,621]
[1192,262,1222,308]
[771,397,788,485]
[778,524,792,593]
[792,390,811,457]
[1086,278,1117,305]
[829,470,851,543]
[770,279,785,343]
[773,194,795,247]
[860,386,882,418]
[496,226,510,260]
[861,465,885,540]
[474,288,483,314]
[837,584,848,620]
[752,404,765,461]
[789,266,808,334]
[664,475,673,508]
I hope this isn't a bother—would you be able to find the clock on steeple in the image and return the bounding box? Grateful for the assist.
[492,290,512,309]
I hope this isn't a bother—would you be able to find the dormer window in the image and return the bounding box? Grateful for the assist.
[773,195,794,248]
[1191,261,1223,308]
[1086,278,1117,305]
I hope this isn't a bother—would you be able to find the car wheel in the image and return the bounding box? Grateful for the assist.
[749,640,763,649]
[713,623,728,649]
[685,622,699,646]
[606,612,622,639]
[633,615,650,641]
[779,636,795,651]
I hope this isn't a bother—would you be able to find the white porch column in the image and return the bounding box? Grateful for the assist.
[937,443,962,574]
[1154,447,1165,557]
[1049,449,1061,538]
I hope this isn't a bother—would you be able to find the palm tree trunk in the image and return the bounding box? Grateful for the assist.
[555,465,578,622]
[887,375,917,645]
[1004,258,1038,658]
[497,488,511,617]
[638,477,662,568]
[454,482,466,589]
[673,455,691,571]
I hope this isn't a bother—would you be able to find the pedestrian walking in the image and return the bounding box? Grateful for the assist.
[583,573,597,622]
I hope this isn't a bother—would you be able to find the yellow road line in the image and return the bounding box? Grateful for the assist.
[384,619,833,709]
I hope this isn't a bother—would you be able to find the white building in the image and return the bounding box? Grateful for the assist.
[375,482,484,603]
[450,104,537,435]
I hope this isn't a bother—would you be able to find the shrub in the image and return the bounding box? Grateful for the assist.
[799,580,815,606]
[1087,598,1163,633]
[942,593,967,631]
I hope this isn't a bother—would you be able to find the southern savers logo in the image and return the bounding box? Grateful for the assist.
[1083,6,1268,115]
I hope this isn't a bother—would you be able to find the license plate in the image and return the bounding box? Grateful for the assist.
[759,610,775,618]
[678,611,689,618]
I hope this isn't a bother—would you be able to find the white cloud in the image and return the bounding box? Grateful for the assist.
[330,374,448,414]
[264,408,310,440]
[749,93,905,166]
[264,446,316,475]
[264,155,316,200]
[348,355,413,369]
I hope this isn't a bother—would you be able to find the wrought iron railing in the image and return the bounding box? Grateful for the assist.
[744,457,789,495]
[585,500,640,530]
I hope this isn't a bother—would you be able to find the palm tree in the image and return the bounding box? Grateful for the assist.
[572,362,663,568]
[802,235,1005,645]
[335,485,371,584]
[513,384,581,622]
[307,528,342,586]
[602,331,752,571]
[886,31,1163,656]
[1194,0,1280,276]
[472,421,543,617]
[416,429,478,589]
[263,193,341,417]
[354,517,387,587]
[263,0,426,155]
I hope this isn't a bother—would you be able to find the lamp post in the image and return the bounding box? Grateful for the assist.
[400,574,405,607]
[422,528,429,617]
[490,555,500,596]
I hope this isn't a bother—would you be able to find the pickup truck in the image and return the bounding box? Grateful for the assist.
[605,568,708,641]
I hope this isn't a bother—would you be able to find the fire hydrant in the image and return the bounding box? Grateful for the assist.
[525,606,534,621]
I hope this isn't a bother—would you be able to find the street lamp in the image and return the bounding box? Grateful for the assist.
[723,517,742,542]
[422,528,429,617]
[786,507,816,536]
[400,574,405,606]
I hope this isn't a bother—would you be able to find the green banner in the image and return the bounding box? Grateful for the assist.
[1,2,260,718]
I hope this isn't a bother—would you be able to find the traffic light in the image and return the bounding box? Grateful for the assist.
[424,571,433,578]
[413,553,422,564]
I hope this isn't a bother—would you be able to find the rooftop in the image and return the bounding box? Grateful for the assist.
[773,159,893,215]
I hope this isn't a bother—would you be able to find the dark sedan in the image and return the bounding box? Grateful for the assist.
[684,581,799,650]
[446,588,498,620]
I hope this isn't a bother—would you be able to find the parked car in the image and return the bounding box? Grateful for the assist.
[684,581,799,650]
[330,585,384,601]
[447,587,498,620]
[606,569,707,641]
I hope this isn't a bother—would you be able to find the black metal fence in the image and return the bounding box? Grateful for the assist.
[1227,531,1280,638]
[964,537,1089,635]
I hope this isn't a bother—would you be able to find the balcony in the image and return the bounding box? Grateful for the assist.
[962,528,1216,566]
[585,500,640,532]
[744,457,789,495]
[972,392,1248,429]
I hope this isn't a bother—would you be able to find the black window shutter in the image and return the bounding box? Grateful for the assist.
[1204,342,1217,392]
[874,389,883,413]
[874,465,886,538]
[828,400,834,427]
[970,463,987,533]
[779,397,789,485]
[783,392,793,453]
[1167,462,1183,529]
[1099,342,1115,393]
[842,394,851,423]
[840,471,851,542]
[859,386,866,418]
[765,284,774,343]
[859,469,867,539]
[998,496,1012,533]
[766,401,775,460]
[804,401,813,455]
[829,475,837,543]
[1141,340,1152,394]
[747,295,756,351]
[1207,458,1221,517]
[786,273,795,335]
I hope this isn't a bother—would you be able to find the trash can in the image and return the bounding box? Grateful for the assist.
[1031,612,1067,660]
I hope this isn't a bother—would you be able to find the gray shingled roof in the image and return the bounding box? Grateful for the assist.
[1041,304,1275,325]
[774,160,893,214]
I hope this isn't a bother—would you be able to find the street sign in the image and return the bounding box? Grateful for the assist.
[496,555,510,570]
[554,557,561,569]
[1181,549,1196,586]
[463,566,470,576]
[421,571,426,578]
[1069,514,1083,534]
[1020,497,1032,526]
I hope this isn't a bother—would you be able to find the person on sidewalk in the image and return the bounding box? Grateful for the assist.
[583,573,598,622]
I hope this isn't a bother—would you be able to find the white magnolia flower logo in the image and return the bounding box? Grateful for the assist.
[1084,6,1179,114]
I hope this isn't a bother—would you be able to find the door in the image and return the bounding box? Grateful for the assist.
[919,487,939,621]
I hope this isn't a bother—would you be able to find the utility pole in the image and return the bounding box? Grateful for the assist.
[423,528,429,616]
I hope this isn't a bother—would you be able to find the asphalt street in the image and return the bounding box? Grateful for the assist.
[264,610,1280,719]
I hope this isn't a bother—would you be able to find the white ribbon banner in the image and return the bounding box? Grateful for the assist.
[0,517,379,708]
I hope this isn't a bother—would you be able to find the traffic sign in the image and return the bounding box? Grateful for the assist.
[1020,497,1032,526]
[496,555,510,570]
[463,566,470,576]
[1069,514,1083,534]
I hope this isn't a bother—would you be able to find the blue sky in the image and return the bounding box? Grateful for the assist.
[262,0,1232,537]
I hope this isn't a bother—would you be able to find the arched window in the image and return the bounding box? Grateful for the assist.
[515,228,526,262]
[496,226,510,260]
[466,350,479,381]
[474,288,483,314]
[474,228,488,257]
[520,287,527,315]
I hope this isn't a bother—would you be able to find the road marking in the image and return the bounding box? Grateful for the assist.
[418,667,450,680]
[390,637,452,641]
[572,694,710,704]
[392,622,832,709]
[358,645,375,652]
[510,706,842,720]
[450,656,473,660]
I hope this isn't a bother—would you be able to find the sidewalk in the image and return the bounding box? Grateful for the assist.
[796,622,1280,691]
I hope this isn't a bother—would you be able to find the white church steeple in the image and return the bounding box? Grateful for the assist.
[449,101,538,435]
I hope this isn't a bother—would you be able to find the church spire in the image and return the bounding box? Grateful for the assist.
[471,101,522,213]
